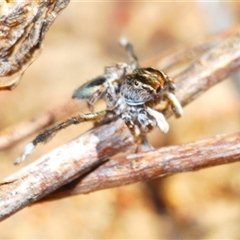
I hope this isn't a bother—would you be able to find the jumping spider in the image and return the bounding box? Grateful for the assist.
[15,38,183,165]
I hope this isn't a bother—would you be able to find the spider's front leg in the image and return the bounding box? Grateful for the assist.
[14,110,110,165]
[121,108,138,136]
[105,81,119,110]
[145,106,169,133]
[120,106,156,140]
[121,108,149,152]
[121,106,160,152]
[137,106,170,152]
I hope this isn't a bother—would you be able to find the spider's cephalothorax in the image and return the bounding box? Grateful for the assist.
[15,38,183,164]
[121,67,170,105]
[115,67,182,136]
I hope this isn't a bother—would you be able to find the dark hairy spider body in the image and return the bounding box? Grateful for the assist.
[15,38,183,164]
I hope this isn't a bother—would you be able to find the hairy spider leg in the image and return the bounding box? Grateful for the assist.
[14,110,110,165]
[137,107,155,132]
[119,37,139,69]
[121,111,138,136]
[87,84,107,111]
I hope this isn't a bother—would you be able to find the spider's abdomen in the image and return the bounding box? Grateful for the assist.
[120,67,169,106]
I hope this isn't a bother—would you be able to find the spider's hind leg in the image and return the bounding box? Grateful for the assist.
[14,110,109,165]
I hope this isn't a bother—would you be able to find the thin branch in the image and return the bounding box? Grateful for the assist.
[1,27,240,221]
[174,30,240,107]
[44,131,240,199]
[0,118,135,221]
[0,100,80,150]
[145,24,240,72]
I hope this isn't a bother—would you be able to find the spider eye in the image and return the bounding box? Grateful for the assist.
[134,81,139,86]
[149,89,154,94]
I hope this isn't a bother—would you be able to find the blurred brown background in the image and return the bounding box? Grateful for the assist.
[1,2,240,238]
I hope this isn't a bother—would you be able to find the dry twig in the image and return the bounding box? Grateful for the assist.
[0,0,70,90]
[0,100,80,150]
[45,131,240,199]
[0,118,135,221]
[1,27,240,221]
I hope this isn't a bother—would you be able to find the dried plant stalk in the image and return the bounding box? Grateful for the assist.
[0,100,80,150]
[0,119,135,221]
[45,131,240,199]
[0,0,70,90]
[1,27,240,221]
[175,30,240,107]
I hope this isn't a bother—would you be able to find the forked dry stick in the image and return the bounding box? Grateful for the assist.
[1,28,240,221]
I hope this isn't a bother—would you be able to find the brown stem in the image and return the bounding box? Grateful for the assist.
[45,131,240,198]
[0,119,135,221]
[0,100,81,150]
